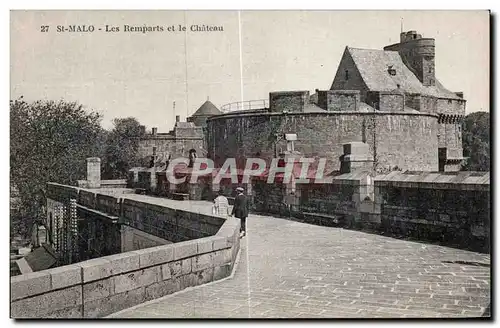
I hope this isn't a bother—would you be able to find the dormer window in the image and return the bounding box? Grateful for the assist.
[388,65,396,76]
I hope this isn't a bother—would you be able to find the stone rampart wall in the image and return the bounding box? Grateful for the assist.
[11,216,240,318]
[371,174,490,252]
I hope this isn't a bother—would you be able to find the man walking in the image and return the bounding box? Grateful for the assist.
[231,187,249,237]
[284,191,295,218]
[212,189,230,217]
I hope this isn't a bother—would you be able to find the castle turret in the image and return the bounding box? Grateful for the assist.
[384,30,436,87]
[187,99,222,128]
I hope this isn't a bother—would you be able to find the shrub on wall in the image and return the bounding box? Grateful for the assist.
[462,111,490,171]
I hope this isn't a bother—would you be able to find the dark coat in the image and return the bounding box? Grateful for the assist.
[231,193,249,219]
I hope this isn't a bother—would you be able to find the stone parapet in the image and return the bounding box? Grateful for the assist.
[86,157,101,189]
[10,217,240,318]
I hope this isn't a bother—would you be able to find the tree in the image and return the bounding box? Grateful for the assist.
[102,117,146,179]
[462,111,490,171]
[10,98,106,238]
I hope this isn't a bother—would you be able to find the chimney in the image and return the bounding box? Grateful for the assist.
[340,142,373,174]
[400,32,406,43]
[385,30,435,86]
[176,115,180,123]
[86,157,101,188]
[152,127,158,136]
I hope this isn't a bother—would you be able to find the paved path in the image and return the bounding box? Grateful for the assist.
[109,214,490,318]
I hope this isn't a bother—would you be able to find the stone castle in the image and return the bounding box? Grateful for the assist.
[10,30,489,319]
[208,30,466,173]
[142,30,466,174]
[137,100,221,165]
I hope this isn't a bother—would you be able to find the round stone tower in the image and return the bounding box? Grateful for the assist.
[385,30,436,86]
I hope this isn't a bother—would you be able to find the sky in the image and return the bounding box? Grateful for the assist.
[10,10,489,132]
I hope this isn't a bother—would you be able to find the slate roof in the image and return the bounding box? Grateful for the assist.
[175,122,197,129]
[21,244,57,272]
[346,47,461,100]
[191,100,222,117]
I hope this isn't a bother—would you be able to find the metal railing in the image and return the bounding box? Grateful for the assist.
[220,99,269,113]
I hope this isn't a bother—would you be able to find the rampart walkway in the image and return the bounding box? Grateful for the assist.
[109,212,490,318]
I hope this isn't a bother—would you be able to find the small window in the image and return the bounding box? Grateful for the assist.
[345,70,349,80]
[428,67,432,73]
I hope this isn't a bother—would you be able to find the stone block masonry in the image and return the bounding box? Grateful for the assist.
[373,171,490,253]
[269,91,309,113]
[317,90,361,111]
[47,182,226,251]
[120,198,225,243]
[121,225,173,253]
[86,157,101,189]
[207,111,439,173]
[137,120,204,161]
[10,216,240,318]
[251,168,489,253]
[13,182,241,318]
[110,214,490,319]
